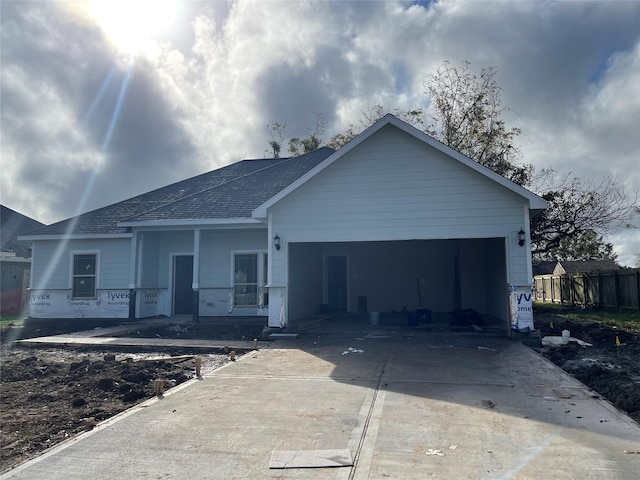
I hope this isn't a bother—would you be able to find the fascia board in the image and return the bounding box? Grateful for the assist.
[0,256,32,264]
[117,218,262,228]
[253,114,547,217]
[19,233,133,241]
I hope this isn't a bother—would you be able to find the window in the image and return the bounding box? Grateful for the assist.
[72,253,97,298]
[233,252,268,308]
[234,253,258,307]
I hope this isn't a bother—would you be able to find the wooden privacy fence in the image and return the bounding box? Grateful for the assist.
[533,268,640,311]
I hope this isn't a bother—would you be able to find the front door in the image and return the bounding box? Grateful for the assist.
[327,255,347,311]
[173,255,193,314]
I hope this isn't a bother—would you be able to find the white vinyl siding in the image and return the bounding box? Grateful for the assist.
[270,125,529,287]
[199,230,267,288]
[31,240,69,289]
[99,240,133,288]
[31,238,131,290]
[138,231,193,288]
[272,126,524,241]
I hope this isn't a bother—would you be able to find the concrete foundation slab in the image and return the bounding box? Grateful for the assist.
[2,322,639,480]
[269,449,353,468]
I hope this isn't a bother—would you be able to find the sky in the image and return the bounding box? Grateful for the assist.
[1,0,639,266]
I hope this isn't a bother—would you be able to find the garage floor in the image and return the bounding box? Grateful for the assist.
[3,319,640,479]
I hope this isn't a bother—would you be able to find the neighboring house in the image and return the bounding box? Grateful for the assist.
[532,261,556,277]
[532,259,634,308]
[552,260,619,275]
[1,205,46,315]
[20,115,547,329]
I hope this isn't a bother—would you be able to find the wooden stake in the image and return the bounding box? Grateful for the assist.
[195,357,202,377]
[155,379,164,397]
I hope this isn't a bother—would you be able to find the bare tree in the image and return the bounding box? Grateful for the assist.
[266,123,287,158]
[276,60,639,262]
[328,104,425,149]
[531,171,639,259]
[288,113,326,156]
[425,60,531,185]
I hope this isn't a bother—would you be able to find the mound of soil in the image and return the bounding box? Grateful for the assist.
[535,314,640,423]
[0,346,228,473]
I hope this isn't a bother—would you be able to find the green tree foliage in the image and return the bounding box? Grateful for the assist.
[265,114,326,157]
[288,134,321,156]
[265,123,287,158]
[289,114,326,156]
[534,228,616,262]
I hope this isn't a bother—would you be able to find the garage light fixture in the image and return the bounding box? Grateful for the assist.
[274,233,281,251]
[518,229,526,247]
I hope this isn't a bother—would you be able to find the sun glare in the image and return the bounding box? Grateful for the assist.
[86,0,178,56]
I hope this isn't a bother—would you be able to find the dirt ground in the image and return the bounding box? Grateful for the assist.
[1,314,639,473]
[0,322,264,473]
[535,313,640,424]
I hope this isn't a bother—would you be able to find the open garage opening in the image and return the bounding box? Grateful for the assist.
[288,238,508,328]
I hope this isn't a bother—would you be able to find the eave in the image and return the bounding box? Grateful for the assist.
[117,218,264,228]
[18,233,134,241]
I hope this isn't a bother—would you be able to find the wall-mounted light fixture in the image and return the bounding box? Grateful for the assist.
[273,233,281,251]
[518,229,526,247]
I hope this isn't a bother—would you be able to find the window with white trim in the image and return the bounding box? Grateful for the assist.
[234,253,257,307]
[72,253,97,298]
[233,252,268,308]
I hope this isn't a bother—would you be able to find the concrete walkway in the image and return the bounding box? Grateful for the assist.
[14,318,265,351]
[3,322,640,479]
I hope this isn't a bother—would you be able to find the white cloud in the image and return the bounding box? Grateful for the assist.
[1,0,638,261]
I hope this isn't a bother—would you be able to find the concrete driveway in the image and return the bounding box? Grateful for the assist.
[3,320,640,479]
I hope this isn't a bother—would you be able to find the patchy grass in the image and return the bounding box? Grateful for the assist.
[0,315,24,328]
[534,302,640,333]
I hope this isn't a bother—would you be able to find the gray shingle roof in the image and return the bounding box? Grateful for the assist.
[1,205,46,257]
[26,148,334,236]
[555,260,620,274]
[532,261,556,276]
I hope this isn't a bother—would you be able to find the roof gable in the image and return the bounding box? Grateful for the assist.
[253,114,547,219]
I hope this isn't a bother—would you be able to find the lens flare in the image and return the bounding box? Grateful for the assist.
[86,0,179,56]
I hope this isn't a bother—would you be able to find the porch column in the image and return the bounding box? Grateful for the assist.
[267,216,287,328]
[128,231,138,320]
[192,229,200,322]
